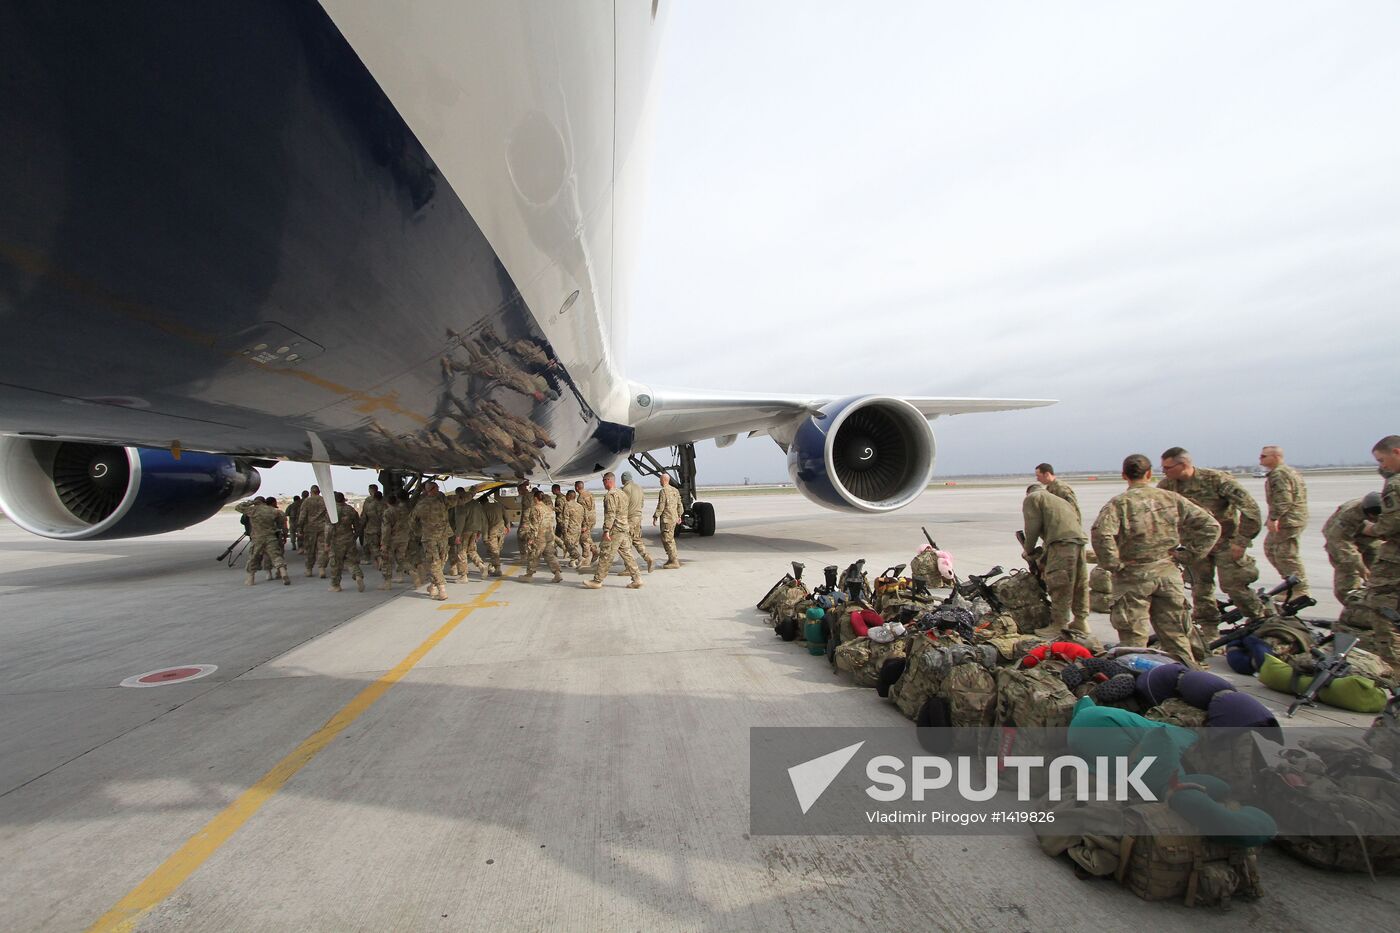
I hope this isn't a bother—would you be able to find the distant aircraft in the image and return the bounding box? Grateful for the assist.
[0,1,1050,541]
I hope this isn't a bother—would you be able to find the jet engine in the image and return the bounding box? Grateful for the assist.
[0,438,260,540]
[786,396,936,513]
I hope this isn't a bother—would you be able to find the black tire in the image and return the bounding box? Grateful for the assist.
[693,501,716,537]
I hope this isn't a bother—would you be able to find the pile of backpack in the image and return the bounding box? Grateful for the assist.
[756,551,1400,906]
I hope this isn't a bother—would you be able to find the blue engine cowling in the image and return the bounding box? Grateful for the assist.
[786,396,936,513]
[0,438,260,540]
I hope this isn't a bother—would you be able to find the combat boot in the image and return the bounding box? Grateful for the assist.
[522,570,535,581]
[328,584,342,592]
[355,576,365,593]
[431,586,448,601]
[377,580,393,591]
[552,572,563,583]
[245,572,256,586]
[644,555,655,573]
[280,567,291,586]
[627,578,644,589]
[1032,624,1063,642]
[662,560,681,570]
[319,568,327,579]
[582,580,603,589]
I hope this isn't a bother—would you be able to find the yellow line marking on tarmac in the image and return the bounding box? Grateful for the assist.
[87,572,515,933]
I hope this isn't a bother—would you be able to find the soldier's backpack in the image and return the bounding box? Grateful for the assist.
[1144,697,1209,729]
[939,661,999,729]
[757,574,797,613]
[835,635,913,688]
[889,641,998,720]
[995,666,1077,728]
[1089,566,1114,615]
[1039,802,1264,908]
[991,570,1052,633]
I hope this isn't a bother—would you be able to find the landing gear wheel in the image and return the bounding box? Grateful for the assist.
[693,501,715,537]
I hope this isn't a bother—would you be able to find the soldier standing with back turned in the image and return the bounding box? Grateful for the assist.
[326,492,365,593]
[1091,454,1221,668]
[653,473,683,569]
[620,471,655,573]
[235,497,291,587]
[361,485,384,567]
[1323,493,1382,604]
[1158,447,1272,641]
[481,490,509,576]
[298,485,329,577]
[412,481,451,600]
[574,480,597,569]
[1259,445,1309,597]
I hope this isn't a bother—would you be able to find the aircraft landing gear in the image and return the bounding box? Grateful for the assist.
[377,469,427,500]
[627,443,715,536]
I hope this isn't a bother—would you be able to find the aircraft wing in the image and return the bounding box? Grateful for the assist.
[627,387,1055,451]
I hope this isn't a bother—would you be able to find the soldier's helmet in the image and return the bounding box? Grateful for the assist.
[1362,491,1383,517]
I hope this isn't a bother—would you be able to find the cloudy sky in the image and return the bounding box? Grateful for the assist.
[625,0,1400,483]
[264,1,1397,495]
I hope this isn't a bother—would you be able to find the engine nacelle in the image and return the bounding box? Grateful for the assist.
[786,396,936,513]
[0,438,260,540]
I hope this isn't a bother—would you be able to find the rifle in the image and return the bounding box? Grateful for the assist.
[226,537,250,569]
[217,533,248,563]
[1209,575,1308,649]
[1015,530,1045,586]
[955,566,1006,613]
[1287,631,1359,717]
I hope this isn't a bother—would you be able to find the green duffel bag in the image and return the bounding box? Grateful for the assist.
[1257,654,1389,714]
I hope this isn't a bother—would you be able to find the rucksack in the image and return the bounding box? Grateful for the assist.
[1039,802,1264,907]
[940,661,999,729]
[1145,697,1209,729]
[991,570,1052,633]
[889,640,997,720]
[836,635,912,688]
[995,666,1077,728]
[1089,566,1114,615]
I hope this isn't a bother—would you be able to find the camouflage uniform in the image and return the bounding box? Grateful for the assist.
[1091,484,1221,667]
[622,478,654,572]
[561,499,586,564]
[481,496,507,575]
[1022,488,1089,634]
[235,500,289,584]
[360,494,384,565]
[413,491,452,593]
[1044,478,1081,522]
[452,494,490,577]
[327,503,365,591]
[515,493,536,561]
[590,487,642,585]
[552,492,567,556]
[654,484,684,567]
[1158,468,1269,636]
[285,497,301,550]
[1323,498,1381,603]
[1263,463,1310,596]
[1353,474,1400,666]
[298,492,329,577]
[523,499,562,581]
[576,487,597,566]
[380,500,418,587]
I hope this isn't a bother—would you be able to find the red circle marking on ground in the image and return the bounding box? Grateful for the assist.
[137,667,202,684]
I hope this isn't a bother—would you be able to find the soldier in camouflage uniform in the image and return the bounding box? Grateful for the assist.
[1354,436,1400,666]
[451,488,490,579]
[235,497,291,586]
[583,472,643,589]
[550,483,567,557]
[1092,454,1221,668]
[412,482,452,600]
[326,492,365,592]
[574,480,597,569]
[1158,447,1271,640]
[481,490,509,576]
[522,490,564,582]
[298,485,329,577]
[653,472,683,569]
[378,495,418,589]
[1022,484,1090,638]
[286,494,303,551]
[514,483,536,563]
[561,490,585,566]
[1035,463,1081,521]
[360,485,384,568]
[620,471,655,573]
[1259,446,1310,597]
[1324,493,1382,603]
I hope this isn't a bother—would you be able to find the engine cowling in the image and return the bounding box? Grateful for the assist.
[786,396,936,513]
[0,438,260,540]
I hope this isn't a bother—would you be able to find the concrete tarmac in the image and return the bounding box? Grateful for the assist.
[1,473,1397,931]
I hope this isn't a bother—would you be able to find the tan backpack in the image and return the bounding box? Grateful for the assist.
[991,570,1052,633]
